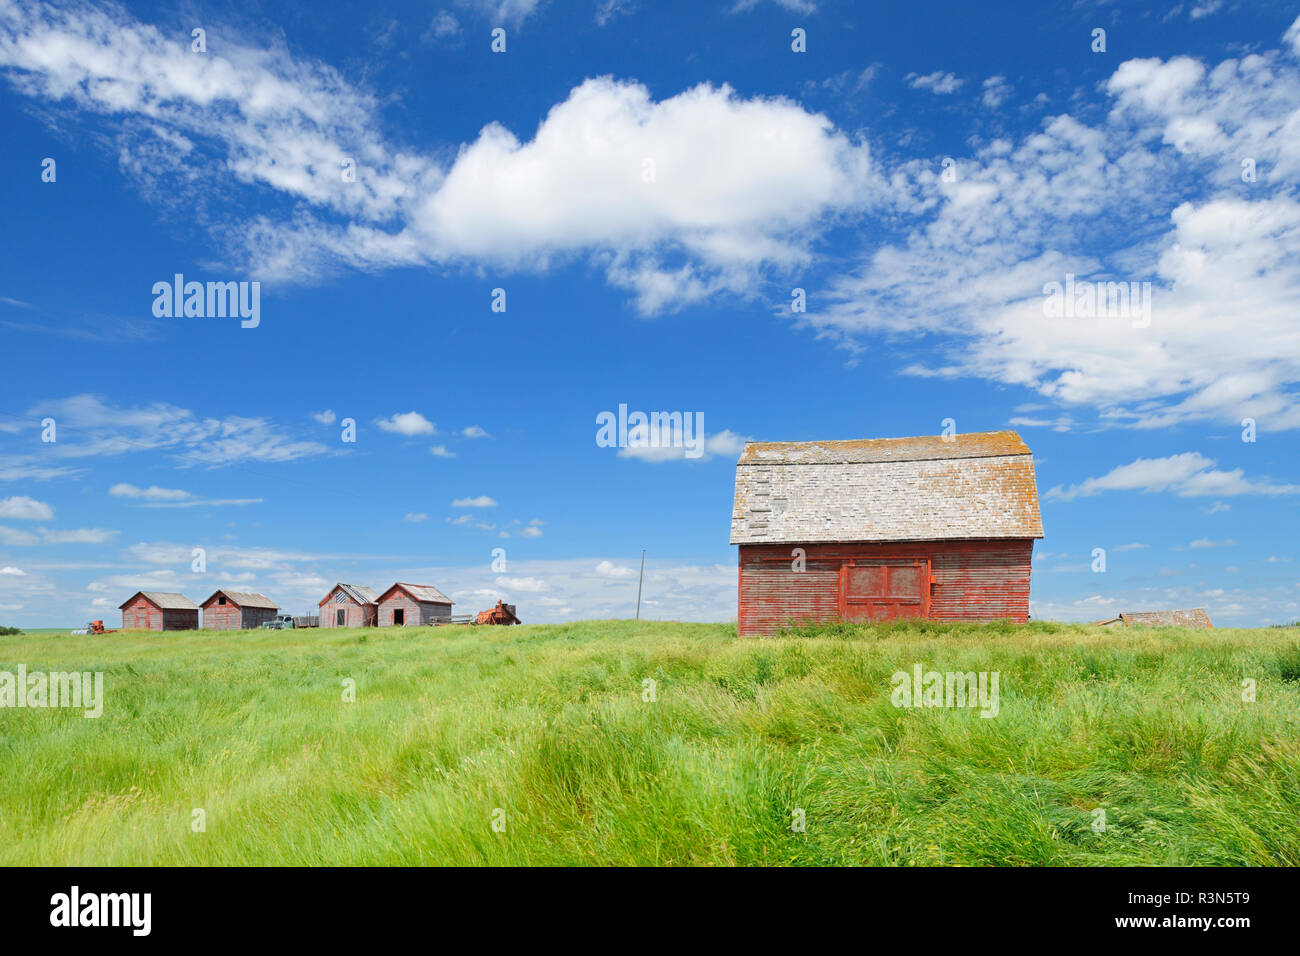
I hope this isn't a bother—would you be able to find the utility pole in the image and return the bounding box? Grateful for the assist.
[635,549,645,620]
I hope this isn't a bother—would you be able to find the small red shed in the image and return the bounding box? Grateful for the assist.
[119,591,200,631]
[200,589,279,630]
[318,583,378,628]
[375,583,454,626]
[731,431,1044,637]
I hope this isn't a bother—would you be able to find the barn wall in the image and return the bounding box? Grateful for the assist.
[202,601,242,630]
[240,607,278,629]
[160,609,199,631]
[122,596,162,631]
[320,590,375,628]
[420,602,451,625]
[737,539,1035,637]
[378,592,418,626]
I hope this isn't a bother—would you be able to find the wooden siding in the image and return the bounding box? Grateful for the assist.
[376,590,451,626]
[319,586,376,628]
[737,539,1034,637]
[201,600,278,630]
[121,594,199,631]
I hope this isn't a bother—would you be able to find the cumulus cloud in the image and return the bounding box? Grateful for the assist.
[810,23,1300,431]
[0,495,53,520]
[617,428,749,464]
[452,495,498,507]
[0,2,876,311]
[375,411,436,436]
[1046,452,1300,501]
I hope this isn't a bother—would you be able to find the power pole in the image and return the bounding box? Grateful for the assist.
[635,549,646,620]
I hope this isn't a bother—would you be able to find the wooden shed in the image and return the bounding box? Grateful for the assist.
[200,589,279,630]
[318,583,379,628]
[119,591,200,631]
[730,431,1044,637]
[375,583,454,626]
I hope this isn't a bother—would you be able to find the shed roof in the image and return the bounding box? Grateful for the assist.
[1121,608,1214,629]
[319,583,379,607]
[378,582,454,605]
[202,589,278,609]
[119,591,200,610]
[731,430,1043,545]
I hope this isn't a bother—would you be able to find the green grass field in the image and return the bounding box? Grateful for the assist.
[2,618,1299,866]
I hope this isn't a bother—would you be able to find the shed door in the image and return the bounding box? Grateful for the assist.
[840,558,929,621]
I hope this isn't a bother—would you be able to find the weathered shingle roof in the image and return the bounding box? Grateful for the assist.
[320,583,379,606]
[1121,608,1214,629]
[379,582,454,605]
[119,591,200,610]
[731,430,1043,545]
[202,590,278,609]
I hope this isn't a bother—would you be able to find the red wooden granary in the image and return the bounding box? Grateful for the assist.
[318,583,379,628]
[118,591,200,631]
[730,431,1044,637]
[375,583,454,626]
[200,589,279,630]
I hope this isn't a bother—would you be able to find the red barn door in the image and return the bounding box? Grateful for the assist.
[840,558,929,621]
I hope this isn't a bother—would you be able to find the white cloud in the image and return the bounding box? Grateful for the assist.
[1189,538,1235,549]
[1113,542,1150,551]
[107,482,261,508]
[0,495,54,520]
[39,527,118,544]
[981,75,1012,108]
[617,428,750,463]
[495,575,549,592]
[520,525,543,538]
[311,409,337,425]
[0,395,328,474]
[429,444,456,458]
[453,495,497,507]
[906,71,964,94]
[0,526,39,546]
[375,411,436,436]
[810,27,1300,432]
[0,6,875,311]
[595,560,635,578]
[0,566,26,575]
[109,483,189,501]
[428,10,460,39]
[404,512,429,522]
[1046,452,1300,501]
[461,425,491,438]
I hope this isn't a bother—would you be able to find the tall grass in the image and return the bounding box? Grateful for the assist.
[1,619,1297,865]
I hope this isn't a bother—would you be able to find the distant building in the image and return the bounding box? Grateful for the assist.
[730,430,1044,637]
[200,590,279,630]
[375,583,454,626]
[318,583,379,628]
[1094,608,1214,629]
[119,591,200,631]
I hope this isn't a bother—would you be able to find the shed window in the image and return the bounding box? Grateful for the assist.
[218,595,227,605]
[335,592,347,603]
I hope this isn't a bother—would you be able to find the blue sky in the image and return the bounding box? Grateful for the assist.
[1,0,1298,627]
